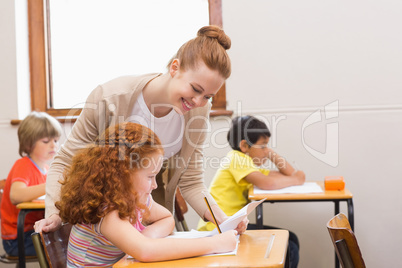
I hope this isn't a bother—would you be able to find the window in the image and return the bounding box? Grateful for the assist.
[28,0,228,121]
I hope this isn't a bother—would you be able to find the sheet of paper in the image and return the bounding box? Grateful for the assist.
[210,198,266,235]
[254,182,323,194]
[166,230,240,256]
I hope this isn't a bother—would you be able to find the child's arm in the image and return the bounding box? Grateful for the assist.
[245,148,305,190]
[9,181,45,205]
[141,202,175,238]
[101,210,238,262]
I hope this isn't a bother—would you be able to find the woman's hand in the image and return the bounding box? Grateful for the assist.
[219,214,249,235]
[234,217,249,234]
[34,214,62,233]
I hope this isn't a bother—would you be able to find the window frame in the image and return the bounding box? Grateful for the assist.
[27,0,229,121]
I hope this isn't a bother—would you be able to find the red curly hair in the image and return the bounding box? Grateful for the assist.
[56,122,163,225]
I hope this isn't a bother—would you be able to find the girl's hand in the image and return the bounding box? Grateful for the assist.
[212,230,238,254]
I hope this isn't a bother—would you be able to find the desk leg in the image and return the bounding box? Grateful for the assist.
[334,200,339,215]
[334,201,340,268]
[347,199,354,231]
[256,203,263,228]
[17,209,32,268]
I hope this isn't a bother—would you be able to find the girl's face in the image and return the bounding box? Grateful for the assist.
[131,152,163,204]
[168,59,225,114]
[30,136,59,164]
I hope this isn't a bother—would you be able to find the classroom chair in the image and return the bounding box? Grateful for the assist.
[327,213,366,268]
[174,188,189,231]
[0,179,38,267]
[31,223,72,268]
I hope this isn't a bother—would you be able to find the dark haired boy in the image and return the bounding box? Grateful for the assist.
[198,115,305,268]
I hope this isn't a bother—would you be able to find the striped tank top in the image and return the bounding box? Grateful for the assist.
[67,198,151,267]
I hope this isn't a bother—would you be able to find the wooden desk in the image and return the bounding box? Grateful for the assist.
[249,181,353,268]
[16,200,45,268]
[114,230,289,268]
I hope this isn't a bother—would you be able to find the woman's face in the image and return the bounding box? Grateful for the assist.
[131,152,163,204]
[168,59,225,114]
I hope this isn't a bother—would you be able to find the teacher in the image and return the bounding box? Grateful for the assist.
[35,25,247,233]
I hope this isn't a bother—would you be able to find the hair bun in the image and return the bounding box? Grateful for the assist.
[197,25,231,50]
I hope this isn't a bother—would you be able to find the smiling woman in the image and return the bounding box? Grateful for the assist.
[34,25,248,242]
[26,0,228,120]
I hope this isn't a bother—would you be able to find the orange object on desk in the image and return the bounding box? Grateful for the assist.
[325,176,345,190]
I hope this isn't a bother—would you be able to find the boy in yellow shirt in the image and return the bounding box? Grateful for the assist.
[198,115,305,268]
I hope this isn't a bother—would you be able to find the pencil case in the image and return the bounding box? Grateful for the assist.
[324,176,345,190]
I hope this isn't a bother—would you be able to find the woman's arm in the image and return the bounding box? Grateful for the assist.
[141,202,175,238]
[39,88,104,233]
[101,210,238,262]
[9,181,45,204]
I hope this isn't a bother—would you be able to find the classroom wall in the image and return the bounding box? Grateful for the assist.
[187,1,402,268]
[1,0,401,267]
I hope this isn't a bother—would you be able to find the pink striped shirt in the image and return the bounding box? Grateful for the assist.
[67,197,151,267]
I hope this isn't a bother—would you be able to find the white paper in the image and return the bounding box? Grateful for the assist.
[210,198,266,235]
[253,182,323,194]
[166,230,240,256]
[163,199,265,257]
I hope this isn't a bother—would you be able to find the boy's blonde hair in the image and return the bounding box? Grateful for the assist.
[18,111,62,157]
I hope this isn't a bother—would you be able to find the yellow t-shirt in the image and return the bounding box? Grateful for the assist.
[197,150,269,231]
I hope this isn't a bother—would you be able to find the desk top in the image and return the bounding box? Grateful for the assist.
[249,181,353,201]
[16,200,45,210]
[114,230,288,268]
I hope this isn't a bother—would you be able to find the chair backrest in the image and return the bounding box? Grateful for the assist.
[32,223,72,268]
[174,188,189,231]
[327,213,366,268]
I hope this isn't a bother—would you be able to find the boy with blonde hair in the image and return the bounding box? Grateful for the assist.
[1,112,62,256]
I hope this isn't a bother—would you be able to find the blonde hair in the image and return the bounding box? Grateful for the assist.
[18,111,62,157]
[167,25,232,79]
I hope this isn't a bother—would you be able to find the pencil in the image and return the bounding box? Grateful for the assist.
[204,196,222,233]
[264,234,275,258]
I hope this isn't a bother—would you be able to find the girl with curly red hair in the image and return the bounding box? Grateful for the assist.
[56,122,237,267]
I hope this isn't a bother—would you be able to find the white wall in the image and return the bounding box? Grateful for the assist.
[222,0,401,267]
[1,0,401,267]
[0,0,22,177]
